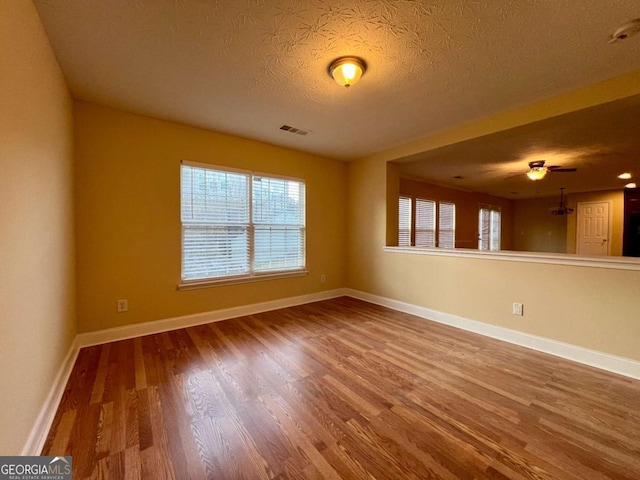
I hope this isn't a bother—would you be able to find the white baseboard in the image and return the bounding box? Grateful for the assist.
[21,340,79,456]
[76,288,349,348]
[344,288,640,381]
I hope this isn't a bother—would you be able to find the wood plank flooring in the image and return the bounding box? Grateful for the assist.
[42,297,640,479]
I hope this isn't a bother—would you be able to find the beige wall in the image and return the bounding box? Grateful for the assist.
[513,197,568,253]
[348,73,640,362]
[566,190,624,256]
[74,103,347,333]
[398,177,514,250]
[0,1,75,454]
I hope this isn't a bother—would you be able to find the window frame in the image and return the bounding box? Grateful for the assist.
[179,160,307,289]
[437,201,456,249]
[398,196,456,248]
[478,204,502,251]
[415,198,436,247]
[398,195,413,247]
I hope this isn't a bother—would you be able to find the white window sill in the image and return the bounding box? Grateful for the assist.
[384,246,640,271]
[178,269,308,290]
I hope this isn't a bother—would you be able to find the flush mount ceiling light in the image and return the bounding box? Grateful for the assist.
[618,172,632,179]
[626,183,637,189]
[328,57,366,88]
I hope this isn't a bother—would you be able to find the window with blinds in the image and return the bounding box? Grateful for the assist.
[398,196,455,248]
[398,196,412,246]
[181,162,305,282]
[438,202,456,249]
[479,205,501,251]
[415,198,436,247]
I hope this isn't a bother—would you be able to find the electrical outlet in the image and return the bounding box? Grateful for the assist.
[512,302,523,316]
[320,274,326,283]
[117,299,128,313]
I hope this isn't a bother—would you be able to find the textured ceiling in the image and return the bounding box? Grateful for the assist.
[34,0,640,159]
[398,94,640,199]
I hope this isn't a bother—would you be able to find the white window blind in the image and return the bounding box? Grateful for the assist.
[438,202,456,248]
[415,198,436,247]
[398,196,412,246]
[253,176,305,273]
[181,162,305,282]
[479,205,501,251]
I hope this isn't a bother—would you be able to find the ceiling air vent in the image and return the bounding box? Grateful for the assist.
[279,124,309,136]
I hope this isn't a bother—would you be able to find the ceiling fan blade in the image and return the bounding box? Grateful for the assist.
[549,168,577,172]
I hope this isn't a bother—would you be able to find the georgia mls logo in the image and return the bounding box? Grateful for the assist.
[0,456,72,480]
[49,457,71,473]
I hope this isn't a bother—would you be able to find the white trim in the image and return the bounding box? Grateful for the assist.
[21,340,80,456]
[384,246,640,271]
[180,159,304,183]
[344,289,640,380]
[76,288,347,348]
[180,159,248,175]
[178,269,308,290]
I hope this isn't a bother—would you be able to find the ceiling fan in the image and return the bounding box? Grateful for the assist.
[526,160,577,180]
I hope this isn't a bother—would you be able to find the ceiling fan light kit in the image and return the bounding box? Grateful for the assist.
[526,166,547,181]
[526,160,577,181]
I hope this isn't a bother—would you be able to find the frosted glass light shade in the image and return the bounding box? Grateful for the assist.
[526,167,547,180]
[329,57,366,88]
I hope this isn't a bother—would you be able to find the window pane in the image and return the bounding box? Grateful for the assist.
[490,210,501,251]
[398,196,412,246]
[479,206,500,251]
[253,177,305,225]
[415,198,435,247]
[182,226,249,279]
[479,208,490,250]
[438,202,455,248]
[252,176,305,273]
[254,226,304,272]
[181,166,249,224]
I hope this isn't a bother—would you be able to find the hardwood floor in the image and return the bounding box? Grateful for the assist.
[42,297,640,479]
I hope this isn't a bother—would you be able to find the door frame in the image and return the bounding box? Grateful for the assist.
[576,200,613,256]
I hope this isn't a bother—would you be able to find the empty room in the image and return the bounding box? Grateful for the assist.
[2,1,640,479]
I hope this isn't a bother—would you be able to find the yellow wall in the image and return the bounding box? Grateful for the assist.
[399,178,514,250]
[0,1,76,454]
[349,73,640,362]
[513,197,568,253]
[566,190,624,256]
[74,103,347,333]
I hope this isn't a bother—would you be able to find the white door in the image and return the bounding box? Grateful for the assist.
[576,201,610,256]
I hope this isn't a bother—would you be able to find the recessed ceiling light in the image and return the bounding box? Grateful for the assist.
[625,183,637,189]
[618,172,632,179]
